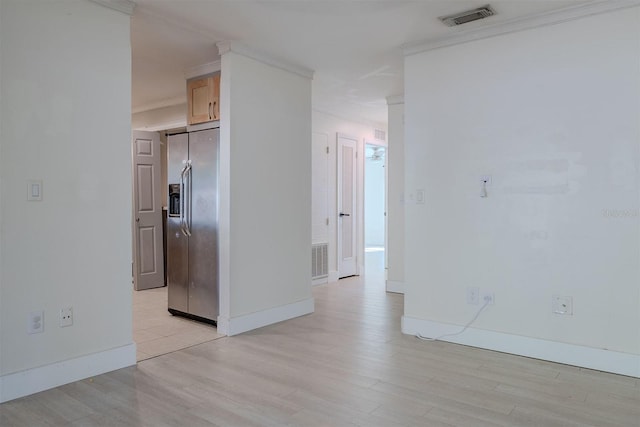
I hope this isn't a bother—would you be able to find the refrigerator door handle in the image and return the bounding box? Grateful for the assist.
[184,161,192,237]
[180,162,189,236]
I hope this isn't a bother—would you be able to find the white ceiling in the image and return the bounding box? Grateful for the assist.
[131,0,591,126]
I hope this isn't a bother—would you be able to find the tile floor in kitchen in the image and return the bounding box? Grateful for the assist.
[132,286,224,361]
[133,248,385,361]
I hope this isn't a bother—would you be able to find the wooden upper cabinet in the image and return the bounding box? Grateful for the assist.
[187,74,220,125]
[211,75,220,121]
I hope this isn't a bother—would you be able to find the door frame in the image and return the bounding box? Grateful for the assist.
[363,139,388,277]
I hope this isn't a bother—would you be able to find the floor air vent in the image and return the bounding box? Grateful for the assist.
[439,5,496,27]
[312,243,329,279]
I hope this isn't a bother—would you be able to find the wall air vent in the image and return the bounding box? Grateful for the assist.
[312,243,328,280]
[439,5,496,27]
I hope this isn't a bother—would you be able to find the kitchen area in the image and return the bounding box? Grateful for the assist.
[132,70,224,361]
[132,38,313,347]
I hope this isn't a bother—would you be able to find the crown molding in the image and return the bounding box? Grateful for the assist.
[88,0,136,16]
[312,108,387,130]
[404,0,640,56]
[386,95,405,106]
[217,41,314,80]
[184,61,221,80]
[216,40,233,55]
[131,96,185,114]
[133,5,226,41]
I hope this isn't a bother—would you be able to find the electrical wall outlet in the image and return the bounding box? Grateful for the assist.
[60,307,73,327]
[481,292,495,305]
[28,310,44,334]
[466,287,480,305]
[552,295,573,315]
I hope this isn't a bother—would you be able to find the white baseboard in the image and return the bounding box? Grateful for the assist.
[226,298,315,336]
[402,316,640,378]
[328,271,339,283]
[216,316,230,336]
[312,277,328,286]
[0,343,137,403]
[386,280,405,294]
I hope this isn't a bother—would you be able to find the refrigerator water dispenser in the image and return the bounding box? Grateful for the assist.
[168,184,180,217]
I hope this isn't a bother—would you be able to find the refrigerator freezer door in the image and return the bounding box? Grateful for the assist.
[167,133,189,314]
[187,128,219,321]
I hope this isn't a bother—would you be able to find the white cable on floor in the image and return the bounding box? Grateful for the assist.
[416,297,491,342]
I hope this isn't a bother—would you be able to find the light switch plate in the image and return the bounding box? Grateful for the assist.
[28,310,44,334]
[27,180,43,201]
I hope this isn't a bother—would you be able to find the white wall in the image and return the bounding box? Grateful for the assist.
[312,132,330,246]
[218,49,313,334]
[403,7,640,376]
[312,110,384,282]
[364,152,385,247]
[0,0,135,401]
[386,99,404,292]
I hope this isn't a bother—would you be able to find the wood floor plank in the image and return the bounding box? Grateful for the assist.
[1,251,638,426]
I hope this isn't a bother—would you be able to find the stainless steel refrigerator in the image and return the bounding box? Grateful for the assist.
[166,127,219,325]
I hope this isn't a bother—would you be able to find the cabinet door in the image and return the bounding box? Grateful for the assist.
[211,75,220,121]
[187,77,214,125]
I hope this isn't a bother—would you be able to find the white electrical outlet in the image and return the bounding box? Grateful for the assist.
[552,295,573,315]
[482,292,495,305]
[28,310,44,334]
[466,287,480,305]
[60,307,73,327]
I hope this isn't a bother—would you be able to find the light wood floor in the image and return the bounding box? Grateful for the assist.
[133,287,224,361]
[2,251,639,426]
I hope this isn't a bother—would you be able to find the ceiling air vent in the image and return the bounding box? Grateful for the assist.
[439,5,496,27]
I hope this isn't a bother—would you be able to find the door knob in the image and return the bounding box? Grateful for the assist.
[339,213,350,217]
[136,218,140,223]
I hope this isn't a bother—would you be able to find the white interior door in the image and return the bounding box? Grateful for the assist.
[132,131,164,290]
[338,134,358,278]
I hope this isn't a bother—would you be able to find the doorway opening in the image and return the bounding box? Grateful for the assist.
[132,127,223,362]
[364,142,386,286]
[337,134,359,279]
